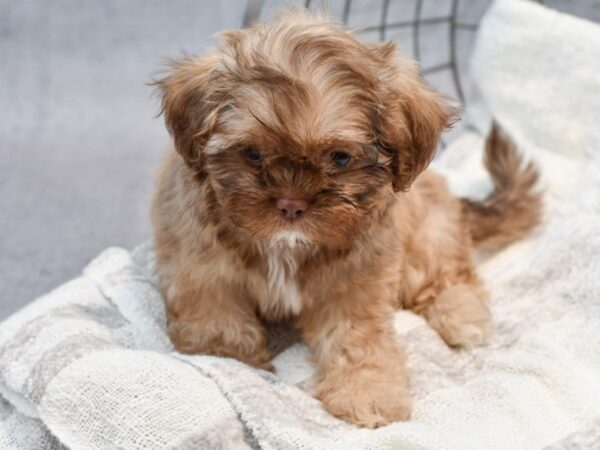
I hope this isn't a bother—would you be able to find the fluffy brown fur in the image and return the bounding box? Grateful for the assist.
[151,12,541,428]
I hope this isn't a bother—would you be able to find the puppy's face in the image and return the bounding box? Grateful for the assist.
[158,14,454,250]
[202,78,396,250]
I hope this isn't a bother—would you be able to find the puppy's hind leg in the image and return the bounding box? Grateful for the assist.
[423,282,493,348]
[404,266,493,348]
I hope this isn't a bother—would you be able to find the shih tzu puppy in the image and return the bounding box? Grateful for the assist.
[151,12,540,427]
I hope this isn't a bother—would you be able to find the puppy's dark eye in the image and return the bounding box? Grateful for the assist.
[243,147,264,164]
[331,151,352,168]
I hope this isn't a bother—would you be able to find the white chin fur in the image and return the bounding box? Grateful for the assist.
[270,231,310,249]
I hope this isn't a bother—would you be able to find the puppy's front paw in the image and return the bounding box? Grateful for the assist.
[316,368,411,428]
[427,284,494,348]
[243,350,275,372]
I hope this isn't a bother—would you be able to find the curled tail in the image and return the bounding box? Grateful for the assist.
[462,123,542,250]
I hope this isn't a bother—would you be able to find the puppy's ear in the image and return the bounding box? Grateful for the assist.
[372,43,456,191]
[155,54,225,171]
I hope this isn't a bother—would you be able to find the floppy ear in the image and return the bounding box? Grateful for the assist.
[155,53,225,171]
[372,43,456,191]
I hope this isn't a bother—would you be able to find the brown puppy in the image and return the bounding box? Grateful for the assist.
[151,12,541,428]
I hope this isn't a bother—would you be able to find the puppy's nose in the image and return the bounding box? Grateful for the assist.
[276,197,308,221]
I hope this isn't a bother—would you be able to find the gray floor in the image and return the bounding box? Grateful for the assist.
[0,1,246,319]
[2,0,599,320]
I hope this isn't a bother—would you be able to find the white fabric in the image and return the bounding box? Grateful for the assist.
[2,0,600,448]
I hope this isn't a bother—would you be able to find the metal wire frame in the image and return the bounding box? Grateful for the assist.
[242,0,266,27]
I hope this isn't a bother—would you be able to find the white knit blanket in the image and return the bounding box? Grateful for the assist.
[2,0,600,448]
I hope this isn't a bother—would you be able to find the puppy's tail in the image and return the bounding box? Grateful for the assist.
[461,123,542,250]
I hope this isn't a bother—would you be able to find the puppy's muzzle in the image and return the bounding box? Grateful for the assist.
[276,196,308,221]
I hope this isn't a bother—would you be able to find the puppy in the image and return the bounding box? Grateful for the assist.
[151,12,541,428]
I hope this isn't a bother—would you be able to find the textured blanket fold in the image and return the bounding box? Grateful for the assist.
[2,0,600,448]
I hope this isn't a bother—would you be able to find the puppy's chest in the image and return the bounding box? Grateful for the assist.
[256,249,304,319]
